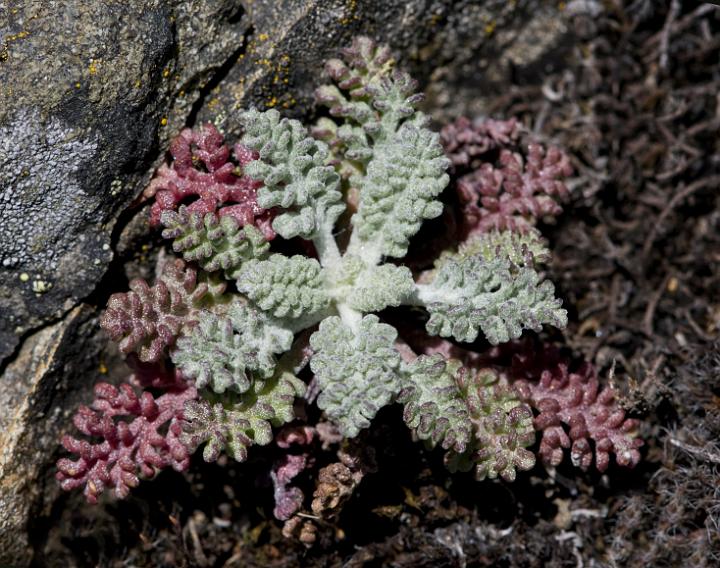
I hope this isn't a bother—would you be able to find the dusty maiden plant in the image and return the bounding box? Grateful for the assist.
[56,37,642,536]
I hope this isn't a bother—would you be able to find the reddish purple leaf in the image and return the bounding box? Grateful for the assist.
[144,123,275,239]
[99,259,226,363]
[441,117,573,236]
[505,341,643,472]
[56,369,197,503]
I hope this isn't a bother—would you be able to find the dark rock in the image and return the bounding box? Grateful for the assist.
[0,0,250,364]
[198,0,572,133]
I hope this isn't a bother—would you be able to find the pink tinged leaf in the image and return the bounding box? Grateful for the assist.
[440,116,521,168]
[276,425,316,449]
[272,454,312,521]
[100,260,224,363]
[442,116,572,236]
[144,123,275,239]
[55,371,197,502]
[510,345,643,471]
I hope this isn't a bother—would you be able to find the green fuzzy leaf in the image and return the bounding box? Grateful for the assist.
[349,263,415,312]
[398,355,472,452]
[172,303,293,393]
[444,368,536,482]
[235,254,330,319]
[182,365,306,462]
[315,37,422,166]
[161,208,270,278]
[239,108,344,239]
[311,118,370,181]
[349,123,450,260]
[310,315,402,437]
[421,256,567,345]
[326,255,415,313]
[435,231,550,272]
[183,397,254,462]
[315,37,441,263]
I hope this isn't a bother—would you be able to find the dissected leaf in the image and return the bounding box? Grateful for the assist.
[310,315,402,437]
[420,256,567,345]
[236,254,331,320]
[172,302,293,393]
[399,355,472,452]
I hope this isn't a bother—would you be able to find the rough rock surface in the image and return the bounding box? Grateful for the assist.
[0,306,104,562]
[198,0,571,134]
[0,0,574,564]
[0,0,249,364]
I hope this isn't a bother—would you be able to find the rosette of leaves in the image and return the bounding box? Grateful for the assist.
[170,36,566,443]
[59,36,575,505]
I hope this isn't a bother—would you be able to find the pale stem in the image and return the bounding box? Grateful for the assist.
[336,302,362,333]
